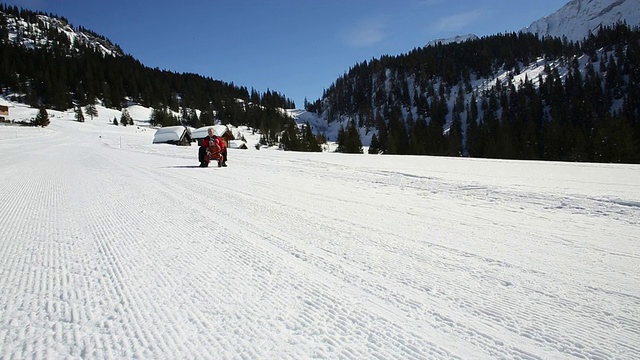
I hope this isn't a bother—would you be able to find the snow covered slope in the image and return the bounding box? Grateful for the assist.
[0,102,639,359]
[522,0,640,41]
[1,10,123,56]
[425,34,479,47]
[427,0,640,49]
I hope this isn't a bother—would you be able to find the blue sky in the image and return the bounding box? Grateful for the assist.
[6,0,568,108]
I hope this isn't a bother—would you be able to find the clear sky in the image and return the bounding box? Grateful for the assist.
[6,0,569,108]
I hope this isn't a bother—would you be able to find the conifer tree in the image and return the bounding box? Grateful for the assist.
[448,112,463,157]
[33,106,50,127]
[75,106,85,122]
[336,125,346,153]
[302,122,321,152]
[150,107,177,127]
[85,103,98,120]
[120,108,132,127]
[368,133,380,154]
[346,120,363,154]
[466,96,480,156]
[199,110,214,126]
[280,119,301,151]
[337,120,363,153]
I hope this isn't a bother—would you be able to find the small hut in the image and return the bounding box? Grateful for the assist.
[152,126,192,146]
[0,98,10,123]
[228,140,248,149]
[192,125,235,147]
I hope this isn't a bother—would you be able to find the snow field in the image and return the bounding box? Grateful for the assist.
[0,107,639,359]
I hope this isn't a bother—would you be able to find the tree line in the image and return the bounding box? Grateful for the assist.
[3,4,639,161]
[0,4,297,143]
[317,24,640,163]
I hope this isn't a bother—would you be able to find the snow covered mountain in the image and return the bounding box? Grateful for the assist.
[0,9,123,56]
[425,34,479,47]
[522,0,640,41]
[426,0,640,47]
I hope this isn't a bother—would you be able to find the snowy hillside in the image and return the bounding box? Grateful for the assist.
[0,100,639,358]
[424,0,640,58]
[425,34,479,47]
[522,0,640,41]
[1,9,123,56]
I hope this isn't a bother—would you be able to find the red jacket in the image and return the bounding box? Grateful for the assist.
[201,136,215,147]
[215,136,226,150]
[203,135,226,150]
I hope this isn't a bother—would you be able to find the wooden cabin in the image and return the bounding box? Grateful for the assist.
[192,125,235,147]
[152,126,193,146]
[0,100,9,123]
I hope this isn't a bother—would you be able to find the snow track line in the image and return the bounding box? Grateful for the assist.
[0,137,99,359]
[2,123,639,359]
[145,153,639,359]
[132,166,552,355]
[219,191,629,359]
[125,159,460,359]
[68,154,228,358]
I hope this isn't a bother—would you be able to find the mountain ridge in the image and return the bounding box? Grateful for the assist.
[1,1,639,162]
[521,0,640,41]
[427,0,639,47]
[1,7,123,56]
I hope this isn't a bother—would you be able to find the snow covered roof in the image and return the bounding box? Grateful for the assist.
[152,126,190,143]
[228,140,247,149]
[192,124,234,140]
[0,98,12,107]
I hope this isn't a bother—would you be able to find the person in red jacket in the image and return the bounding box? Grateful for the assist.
[215,134,228,167]
[199,128,222,167]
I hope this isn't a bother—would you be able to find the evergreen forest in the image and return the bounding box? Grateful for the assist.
[1,3,639,162]
[0,4,301,147]
[314,24,640,163]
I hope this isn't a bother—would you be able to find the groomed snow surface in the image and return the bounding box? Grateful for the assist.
[1,104,639,359]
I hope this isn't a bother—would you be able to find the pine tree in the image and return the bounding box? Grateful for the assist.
[280,119,301,151]
[199,110,214,126]
[33,106,50,127]
[150,107,177,127]
[346,120,363,154]
[448,112,463,156]
[466,96,480,156]
[337,120,363,154]
[120,108,132,126]
[336,125,346,153]
[593,114,637,163]
[302,122,321,152]
[368,133,380,154]
[113,117,118,126]
[85,103,98,120]
[75,106,85,122]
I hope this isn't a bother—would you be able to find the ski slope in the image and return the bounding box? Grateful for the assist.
[0,106,639,359]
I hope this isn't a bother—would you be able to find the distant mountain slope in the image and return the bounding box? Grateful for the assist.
[425,34,479,47]
[522,0,640,41]
[1,7,123,56]
[0,4,296,140]
[427,0,640,48]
